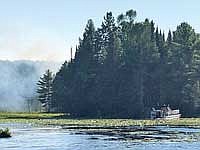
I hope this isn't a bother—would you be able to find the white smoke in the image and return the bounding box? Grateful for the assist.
[0,60,61,111]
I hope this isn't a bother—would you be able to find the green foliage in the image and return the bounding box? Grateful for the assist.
[173,22,196,46]
[37,69,54,112]
[51,10,200,118]
[1,113,200,128]
[0,128,11,138]
[0,112,64,119]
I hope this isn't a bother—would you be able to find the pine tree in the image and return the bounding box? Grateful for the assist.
[51,61,69,112]
[150,20,155,41]
[37,69,53,112]
[167,30,172,43]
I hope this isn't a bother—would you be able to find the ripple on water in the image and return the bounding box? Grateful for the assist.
[1,124,200,150]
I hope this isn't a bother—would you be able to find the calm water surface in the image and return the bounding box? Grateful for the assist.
[1,123,200,150]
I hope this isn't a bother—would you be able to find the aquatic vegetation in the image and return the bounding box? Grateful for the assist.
[0,128,11,138]
[1,112,200,143]
[0,112,200,128]
[0,112,65,119]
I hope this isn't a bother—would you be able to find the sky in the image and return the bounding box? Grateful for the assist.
[0,0,199,61]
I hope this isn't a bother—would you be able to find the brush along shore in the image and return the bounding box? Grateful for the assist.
[1,112,200,141]
[0,112,200,128]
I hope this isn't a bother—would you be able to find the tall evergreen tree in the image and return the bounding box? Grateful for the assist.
[37,69,53,112]
[167,30,172,43]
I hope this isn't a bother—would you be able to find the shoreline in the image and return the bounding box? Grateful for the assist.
[0,112,200,128]
[1,113,200,142]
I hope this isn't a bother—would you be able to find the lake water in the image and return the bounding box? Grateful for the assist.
[1,123,200,150]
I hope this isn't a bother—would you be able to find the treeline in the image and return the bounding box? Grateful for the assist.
[47,10,200,118]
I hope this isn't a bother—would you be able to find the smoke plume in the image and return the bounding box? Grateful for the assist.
[0,60,61,111]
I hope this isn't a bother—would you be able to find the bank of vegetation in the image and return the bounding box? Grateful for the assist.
[1,112,200,128]
[36,9,200,118]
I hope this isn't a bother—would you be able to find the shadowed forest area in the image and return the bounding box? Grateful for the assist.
[37,9,200,119]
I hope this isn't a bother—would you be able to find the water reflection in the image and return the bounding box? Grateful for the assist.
[0,124,200,150]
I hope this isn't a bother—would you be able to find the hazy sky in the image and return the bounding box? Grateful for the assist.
[0,0,199,61]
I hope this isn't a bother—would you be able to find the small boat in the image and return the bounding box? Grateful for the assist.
[150,105,181,120]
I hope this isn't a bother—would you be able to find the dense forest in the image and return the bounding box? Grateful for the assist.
[43,10,200,118]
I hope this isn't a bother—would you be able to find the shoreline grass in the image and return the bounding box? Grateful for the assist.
[0,112,65,119]
[0,112,200,127]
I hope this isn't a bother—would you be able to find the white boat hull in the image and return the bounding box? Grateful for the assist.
[164,114,181,120]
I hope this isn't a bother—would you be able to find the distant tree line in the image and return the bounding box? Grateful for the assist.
[38,10,200,118]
